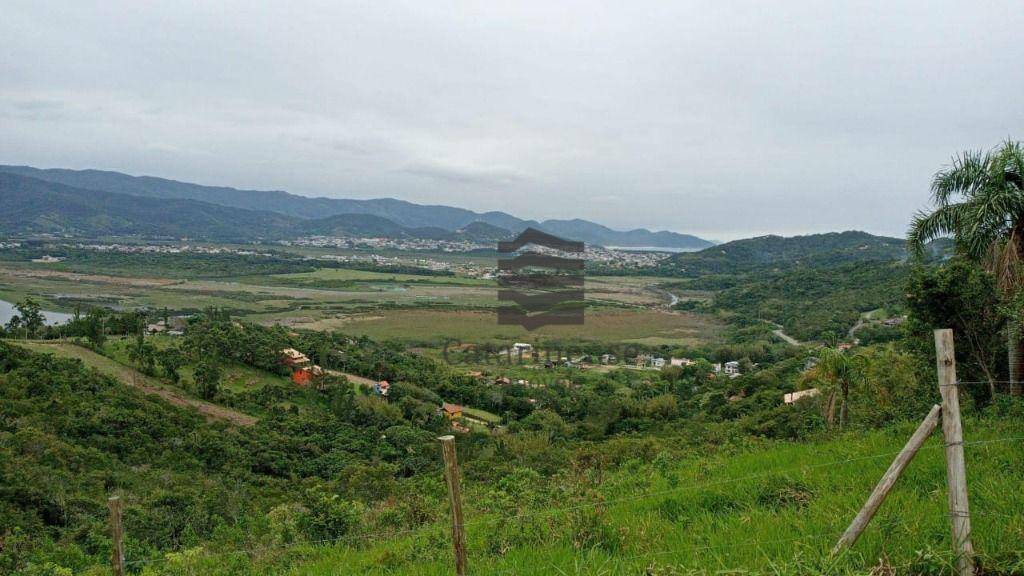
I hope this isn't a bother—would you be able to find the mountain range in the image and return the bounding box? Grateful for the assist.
[0,165,714,249]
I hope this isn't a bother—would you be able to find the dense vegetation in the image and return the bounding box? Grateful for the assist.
[654,231,906,278]
[0,337,451,574]
[648,233,955,342]
[704,261,907,341]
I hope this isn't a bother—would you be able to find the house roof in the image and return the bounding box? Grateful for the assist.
[280,348,310,362]
[441,402,463,414]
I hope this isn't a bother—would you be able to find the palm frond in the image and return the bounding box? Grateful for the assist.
[907,205,965,258]
[931,149,990,205]
[917,140,1024,289]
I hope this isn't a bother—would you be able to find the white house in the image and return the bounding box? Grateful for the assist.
[724,361,740,377]
[670,357,695,367]
[651,357,666,369]
[784,388,821,405]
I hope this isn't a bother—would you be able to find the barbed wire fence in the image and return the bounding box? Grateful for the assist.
[104,330,1024,575]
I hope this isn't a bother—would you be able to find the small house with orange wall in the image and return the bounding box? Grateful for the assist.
[291,365,323,386]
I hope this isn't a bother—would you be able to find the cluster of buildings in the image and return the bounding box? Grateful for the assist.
[630,355,742,377]
[146,317,189,336]
[481,343,746,379]
[321,253,467,274]
[69,243,273,256]
[288,236,674,275]
[286,235,492,254]
[580,246,671,268]
[301,249,492,277]
[498,242,670,269]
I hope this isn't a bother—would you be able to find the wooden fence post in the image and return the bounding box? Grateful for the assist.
[108,496,126,576]
[832,404,941,554]
[439,435,467,576]
[935,329,975,576]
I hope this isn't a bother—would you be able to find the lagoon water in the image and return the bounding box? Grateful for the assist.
[0,299,74,326]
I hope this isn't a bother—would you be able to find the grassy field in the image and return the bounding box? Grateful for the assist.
[246,267,496,287]
[0,260,726,348]
[129,413,1024,575]
[0,262,689,310]
[462,405,503,424]
[283,308,721,345]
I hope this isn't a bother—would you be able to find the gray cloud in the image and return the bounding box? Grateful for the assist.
[2,1,1022,240]
[398,164,526,187]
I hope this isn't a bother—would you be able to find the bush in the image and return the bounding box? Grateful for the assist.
[298,486,363,541]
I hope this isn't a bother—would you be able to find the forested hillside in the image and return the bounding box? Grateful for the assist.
[0,173,298,240]
[0,173,508,243]
[705,261,907,341]
[653,232,913,341]
[0,335,451,573]
[657,231,906,277]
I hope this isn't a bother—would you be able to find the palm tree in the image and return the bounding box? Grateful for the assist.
[908,140,1024,395]
[802,347,866,428]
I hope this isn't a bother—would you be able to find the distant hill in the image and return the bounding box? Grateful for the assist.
[539,219,711,250]
[657,231,907,277]
[0,172,298,240]
[0,172,516,243]
[0,165,712,248]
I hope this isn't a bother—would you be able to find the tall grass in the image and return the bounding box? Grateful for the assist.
[125,413,1024,575]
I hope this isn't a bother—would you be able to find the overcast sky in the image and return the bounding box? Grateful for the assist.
[3,1,1023,240]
